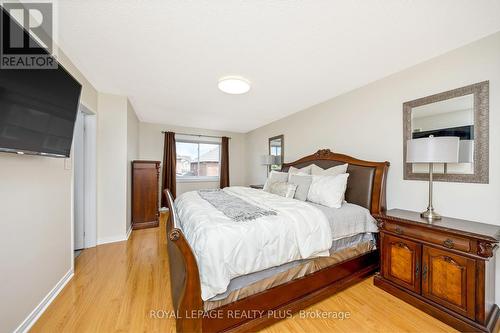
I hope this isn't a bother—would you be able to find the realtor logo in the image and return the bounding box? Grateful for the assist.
[1,1,57,69]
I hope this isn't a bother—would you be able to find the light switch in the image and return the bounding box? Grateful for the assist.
[64,158,72,170]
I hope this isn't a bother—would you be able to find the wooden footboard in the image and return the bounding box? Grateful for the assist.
[164,190,204,332]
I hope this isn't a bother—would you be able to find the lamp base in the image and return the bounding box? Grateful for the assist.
[420,208,442,221]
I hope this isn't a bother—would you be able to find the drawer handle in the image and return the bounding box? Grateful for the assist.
[442,256,460,267]
[422,265,428,280]
[397,242,410,251]
[443,239,454,249]
[415,262,419,276]
[395,227,404,235]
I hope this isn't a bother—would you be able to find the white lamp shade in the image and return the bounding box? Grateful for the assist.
[406,136,460,163]
[260,155,275,165]
[458,140,474,163]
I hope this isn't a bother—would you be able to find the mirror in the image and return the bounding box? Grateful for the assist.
[268,135,284,172]
[403,81,489,183]
[412,94,474,174]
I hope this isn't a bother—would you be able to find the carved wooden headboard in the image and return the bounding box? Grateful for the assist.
[281,149,390,214]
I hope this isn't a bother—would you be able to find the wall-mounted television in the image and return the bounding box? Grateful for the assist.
[0,7,82,158]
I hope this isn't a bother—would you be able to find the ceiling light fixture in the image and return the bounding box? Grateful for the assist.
[218,76,251,95]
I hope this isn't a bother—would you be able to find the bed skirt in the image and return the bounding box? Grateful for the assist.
[204,240,375,311]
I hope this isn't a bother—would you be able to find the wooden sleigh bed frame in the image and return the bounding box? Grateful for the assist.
[164,149,389,333]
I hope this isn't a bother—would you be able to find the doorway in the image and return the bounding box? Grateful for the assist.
[73,104,97,253]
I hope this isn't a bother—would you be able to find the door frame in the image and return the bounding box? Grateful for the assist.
[83,107,97,248]
[73,110,85,250]
[71,103,97,259]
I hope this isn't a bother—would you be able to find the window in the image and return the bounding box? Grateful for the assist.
[176,139,221,181]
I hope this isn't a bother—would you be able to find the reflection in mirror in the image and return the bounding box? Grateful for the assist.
[411,94,474,175]
[269,135,284,171]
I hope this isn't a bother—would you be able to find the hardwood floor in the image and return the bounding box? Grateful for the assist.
[31,213,458,333]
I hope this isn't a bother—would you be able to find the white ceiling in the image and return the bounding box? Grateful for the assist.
[57,0,500,133]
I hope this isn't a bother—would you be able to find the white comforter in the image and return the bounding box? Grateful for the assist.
[175,186,332,300]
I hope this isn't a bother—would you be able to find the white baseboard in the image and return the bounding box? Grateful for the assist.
[14,268,74,333]
[97,233,129,245]
[97,229,133,245]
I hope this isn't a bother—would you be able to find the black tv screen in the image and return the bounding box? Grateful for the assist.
[0,8,82,157]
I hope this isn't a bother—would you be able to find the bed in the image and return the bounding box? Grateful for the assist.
[165,149,389,332]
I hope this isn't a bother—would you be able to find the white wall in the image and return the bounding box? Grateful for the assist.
[96,94,128,243]
[96,94,140,243]
[0,49,98,332]
[139,122,246,197]
[0,155,73,332]
[126,101,139,233]
[245,31,500,301]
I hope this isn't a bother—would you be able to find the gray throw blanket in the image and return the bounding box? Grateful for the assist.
[198,189,277,222]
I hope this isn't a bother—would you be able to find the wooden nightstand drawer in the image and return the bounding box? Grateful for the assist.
[382,220,471,253]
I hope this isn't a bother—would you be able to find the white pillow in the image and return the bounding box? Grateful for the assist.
[268,181,298,198]
[263,171,289,192]
[311,163,348,176]
[307,173,349,208]
[288,165,312,176]
[288,165,312,182]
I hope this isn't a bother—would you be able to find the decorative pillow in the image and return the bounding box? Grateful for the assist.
[288,174,313,201]
[288,165,312,176]
[311,163,348,176]
[306,173,350,208]
[268,181,298,198]
[263,171,289,192]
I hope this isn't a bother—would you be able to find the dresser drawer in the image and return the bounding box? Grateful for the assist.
[381,220,471,252]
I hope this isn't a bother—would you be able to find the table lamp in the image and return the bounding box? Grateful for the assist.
[260,155,276,178]
[406,135,459,221]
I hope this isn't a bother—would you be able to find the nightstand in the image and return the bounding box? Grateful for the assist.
[249,184,264,189]
[374,209,500,333]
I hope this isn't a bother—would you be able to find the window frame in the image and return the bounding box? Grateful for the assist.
[175,138,221,183]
